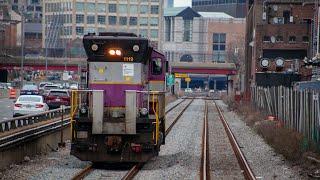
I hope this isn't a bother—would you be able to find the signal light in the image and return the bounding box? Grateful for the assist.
[108,49,122,56]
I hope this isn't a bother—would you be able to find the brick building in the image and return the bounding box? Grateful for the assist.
[246,0,316,88]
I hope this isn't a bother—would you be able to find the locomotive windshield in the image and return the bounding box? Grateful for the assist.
[83,33,152,63]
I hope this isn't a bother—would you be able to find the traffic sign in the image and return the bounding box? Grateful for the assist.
[62,71,69,81]
[175,73,188,78]
[185,77,191,82]
[167,74,174,85]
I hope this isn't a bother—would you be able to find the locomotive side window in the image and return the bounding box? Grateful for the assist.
[152,58,162,75]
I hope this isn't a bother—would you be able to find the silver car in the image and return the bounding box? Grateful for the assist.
[13,95,49,117]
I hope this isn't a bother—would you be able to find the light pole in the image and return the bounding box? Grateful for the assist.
[20,11,25,86]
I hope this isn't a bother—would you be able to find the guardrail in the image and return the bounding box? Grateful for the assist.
[0,106,71,133]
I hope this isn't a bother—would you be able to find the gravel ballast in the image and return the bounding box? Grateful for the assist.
[215,100,304,179]
[134,99,205,180]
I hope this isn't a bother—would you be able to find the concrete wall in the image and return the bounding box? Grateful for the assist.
[0,127,70,170]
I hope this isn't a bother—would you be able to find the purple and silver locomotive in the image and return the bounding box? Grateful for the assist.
[70,32,166,162]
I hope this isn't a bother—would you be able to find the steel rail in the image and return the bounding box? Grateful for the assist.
[122,162,144,180]
[122,98,194,179]
[71,164,95,180]
[166,98,187,114]
[165,98,194,136]
[200,100,210,180]
[214,101,256,180]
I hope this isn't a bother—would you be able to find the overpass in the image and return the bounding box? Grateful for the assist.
[169,62,238,94]
[0,56,85,71]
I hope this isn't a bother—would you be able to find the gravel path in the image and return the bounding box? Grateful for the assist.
[215,100,305,179]
[134,99,205,180]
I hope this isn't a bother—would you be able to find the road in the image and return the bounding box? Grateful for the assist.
[0,98,14,121]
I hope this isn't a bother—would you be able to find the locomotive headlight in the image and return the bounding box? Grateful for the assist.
[115,50,122,56]
[133,45,139,52]
[108,49,122,56]
[140,108,148,116]
[109,49,116,55]
[91,44,98,51]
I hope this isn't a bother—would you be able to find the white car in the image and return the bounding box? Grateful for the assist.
[184,88,193,93]
[209,89,215,93]
[13,95,49,117]
[69,83,78,90]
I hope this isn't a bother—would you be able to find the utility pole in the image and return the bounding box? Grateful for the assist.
[45,20,48,82]
[20,8,25,87]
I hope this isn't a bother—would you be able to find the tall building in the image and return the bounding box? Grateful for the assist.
[163,7,245,64]
[245,0,315,88]
[42,0,163,57]
[10,0,42,23]
[164,0,173,8]
[192,0,246,18]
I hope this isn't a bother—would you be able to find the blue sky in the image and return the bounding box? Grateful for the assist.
[174,0,191,7]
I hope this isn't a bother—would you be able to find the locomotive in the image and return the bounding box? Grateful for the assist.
[70,32,167,162]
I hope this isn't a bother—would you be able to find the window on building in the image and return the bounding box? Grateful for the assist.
[140,29,148,37]
[129,17,137,25]
[289,36,296,43]
[98,3,106,12]
[76,14,84,23]
[12,5,18,10]
[140,5,148,14]
[87,3,95,12]
[165,18,171,42]
[150,5,159,14]
[87,15,95,24]
[109,4,117,13]
[263,36,270,42]
[302,36,309,43]
[151,29,158,38]
[276,36,283,42]
[118,4,127,13]
[97,15,106,24]
[76,2,84,12]
[139,17,148,26]
[36,6,42,11]
[150,17,158,26]
[130,5,138,14]
[212,33,226,62]
[183,20,193,42]
[27,6,34,11]
[76,27,84,35]
[98,28,106,33]
[119,17,127,25]
[108,16,117,25]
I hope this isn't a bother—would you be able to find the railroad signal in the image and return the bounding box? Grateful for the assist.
[185,77,191,82]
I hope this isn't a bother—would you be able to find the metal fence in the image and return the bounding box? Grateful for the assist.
[251,86,320,142]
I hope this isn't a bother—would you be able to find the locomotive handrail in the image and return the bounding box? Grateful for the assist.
[0,106,71,133]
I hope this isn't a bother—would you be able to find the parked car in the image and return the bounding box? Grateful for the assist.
[39,82,53,90]
[69,83,78,90]
[20,84,39,95]
[45,89,71,109]
[184,88,193,93]
[0,83,12,89]
[209,89,215,93]
[13,95,49,117]
[42,84,60,96]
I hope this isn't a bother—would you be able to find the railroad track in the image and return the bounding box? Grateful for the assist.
[213,100,256,180]
[70,98,194,180]
[200,99,210,180]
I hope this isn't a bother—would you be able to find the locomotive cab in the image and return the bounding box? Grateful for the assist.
[70,32,166,163]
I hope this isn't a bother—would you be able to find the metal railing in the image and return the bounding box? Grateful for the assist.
[0,106,71,133]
